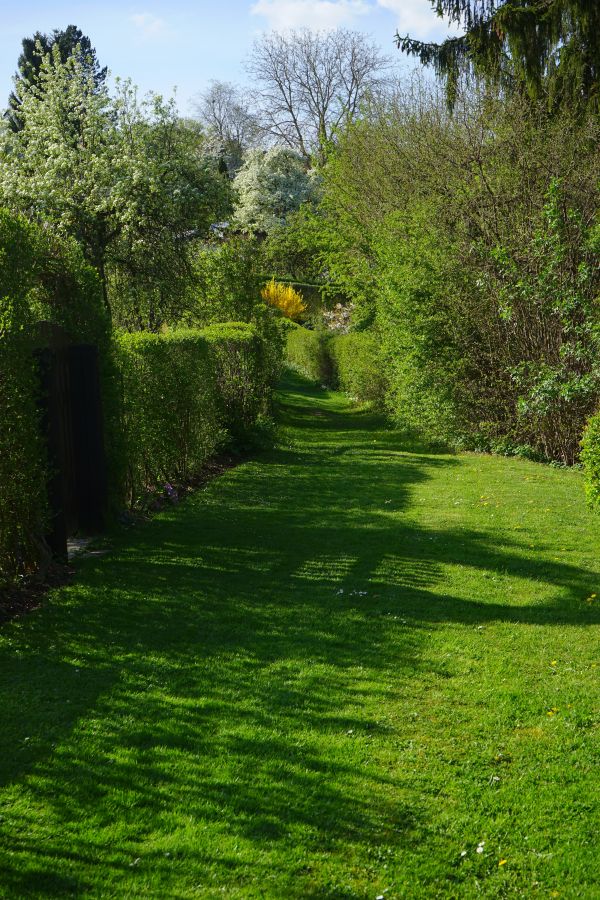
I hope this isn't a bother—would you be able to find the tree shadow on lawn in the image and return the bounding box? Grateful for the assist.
[0,387,443,893]
[0,372,599,894]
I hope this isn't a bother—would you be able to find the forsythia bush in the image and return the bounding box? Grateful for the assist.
[262,278,306,321]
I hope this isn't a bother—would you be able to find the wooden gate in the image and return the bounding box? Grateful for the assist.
[35,326,107,562]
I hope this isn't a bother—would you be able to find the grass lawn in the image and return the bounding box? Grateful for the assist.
[1,371,599,899]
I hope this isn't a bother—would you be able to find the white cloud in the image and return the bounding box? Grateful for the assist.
[250,0,370,32]
[376,0,462,39]
[130,12,168,39]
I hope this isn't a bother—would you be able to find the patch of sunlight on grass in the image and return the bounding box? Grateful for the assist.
[290,554,359,584]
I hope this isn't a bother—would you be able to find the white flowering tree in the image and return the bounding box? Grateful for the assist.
[232,146,318,234]
[0,44,229,327]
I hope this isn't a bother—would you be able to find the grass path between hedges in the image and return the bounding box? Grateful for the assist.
[1,371,600,899]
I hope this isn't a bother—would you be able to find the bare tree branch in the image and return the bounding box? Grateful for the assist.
[247,29,391,164]
[192,80,263,174]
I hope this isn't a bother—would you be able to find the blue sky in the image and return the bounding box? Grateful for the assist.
[0,1,459,114]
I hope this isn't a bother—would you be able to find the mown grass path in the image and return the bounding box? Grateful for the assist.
[1,372,599,898]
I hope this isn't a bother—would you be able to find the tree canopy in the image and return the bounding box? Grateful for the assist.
[247,29,390,164]
[193,80,262,176]
[233,147,318,234]
[6,24,107,131]
[396,0,600,110]
[0,44,229,326]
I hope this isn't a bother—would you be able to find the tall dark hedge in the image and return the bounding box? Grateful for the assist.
[0,208,109,579]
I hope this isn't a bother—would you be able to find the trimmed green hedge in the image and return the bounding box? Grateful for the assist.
[581,413,600,510]
[0,213,46,578]
[285,324,386,406]
[117,322,276,507]
[0,209,109,580]
[202,323,269,438]
[116,330,222,506]
[1,204,281,578]
[251,303,286,391]
[330,333,386,407]
[285,324,333,384]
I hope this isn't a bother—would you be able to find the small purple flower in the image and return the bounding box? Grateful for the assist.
[164,483,178,503]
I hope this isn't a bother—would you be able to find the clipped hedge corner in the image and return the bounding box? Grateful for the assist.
[285,324,333,384]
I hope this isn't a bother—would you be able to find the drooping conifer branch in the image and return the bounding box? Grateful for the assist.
[395,0,600,111]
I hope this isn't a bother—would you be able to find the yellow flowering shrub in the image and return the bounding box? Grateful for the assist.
[261,278,306,321]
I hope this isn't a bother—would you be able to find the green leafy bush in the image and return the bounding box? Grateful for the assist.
[0,213,46,578]
[192,237,263,325]
[202,322,274,438]
[251,303,286,390]
[285,324,333,384]
[320,86,600,462]
[286,324,386,405]
[116,322,278,506]
[581,413,600,509]
[330,333,386,406]
[189,236,286,388]
[1,210,281,577]
[116,331,222,505]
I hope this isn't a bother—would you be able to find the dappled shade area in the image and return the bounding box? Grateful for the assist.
[1,372,599,898]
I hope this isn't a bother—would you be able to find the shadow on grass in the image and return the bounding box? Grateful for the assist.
[0,370,598,895]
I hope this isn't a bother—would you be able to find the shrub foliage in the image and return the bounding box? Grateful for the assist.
[285,325,333,385]
[0,208,109,579]
[0,212,46,578]
[317,85,600,462]
[1,213,281,579]
[285,324,385,406]
[261,278,307,321]
[581,414,600,511]
[329,333,386,407]
[117,322,278,507]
